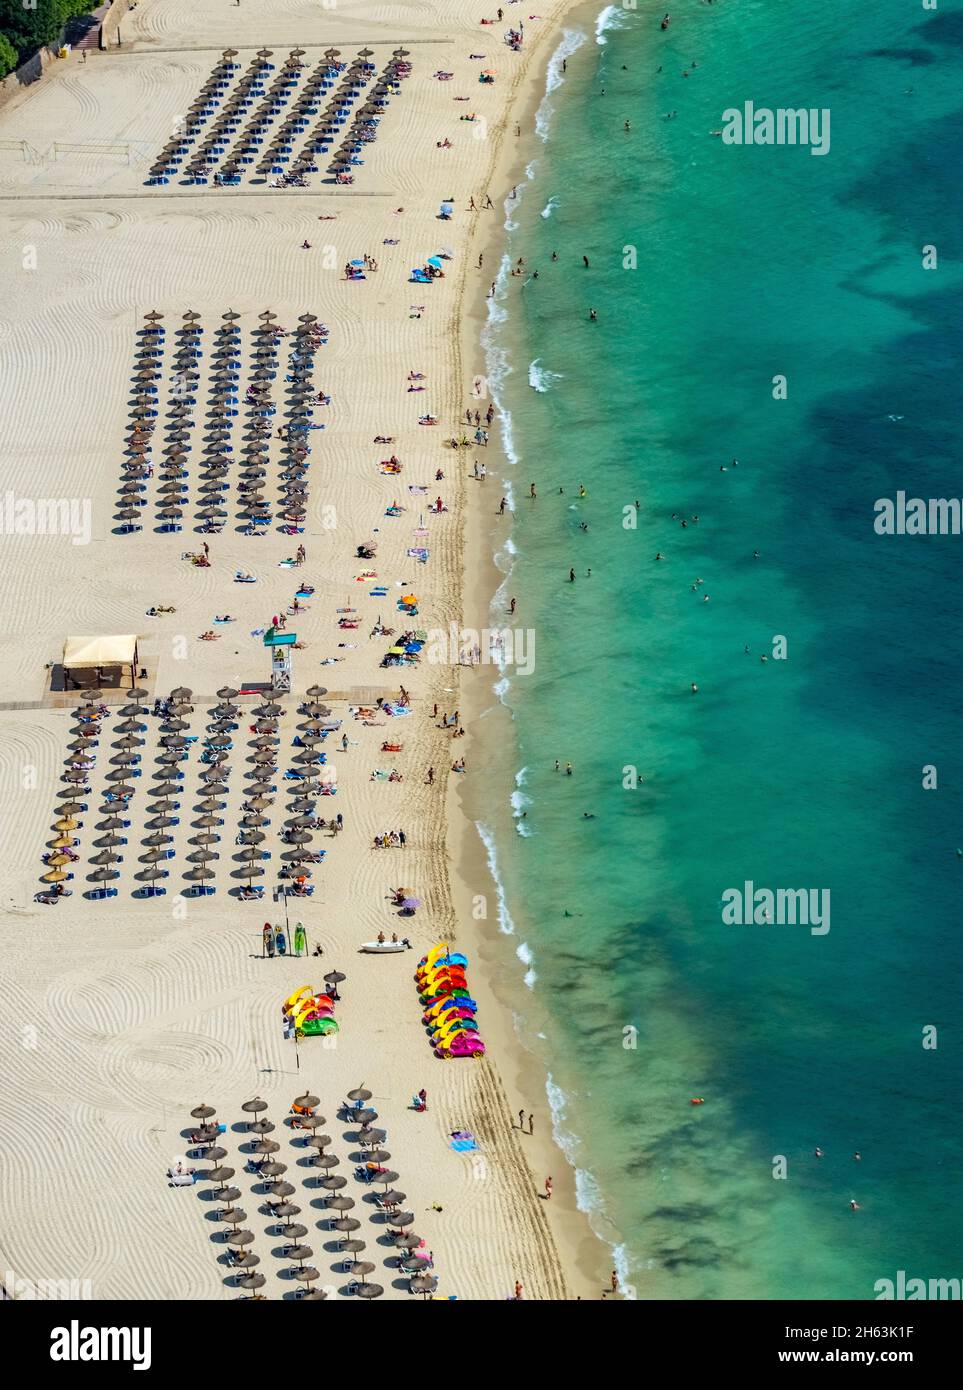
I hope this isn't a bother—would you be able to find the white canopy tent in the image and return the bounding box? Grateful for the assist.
[62,635,139,688]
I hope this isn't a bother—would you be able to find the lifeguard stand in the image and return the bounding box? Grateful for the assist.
[263,628,297,693]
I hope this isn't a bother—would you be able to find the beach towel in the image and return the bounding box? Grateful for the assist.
[450,1139,478,1153]
[369,587,389,598]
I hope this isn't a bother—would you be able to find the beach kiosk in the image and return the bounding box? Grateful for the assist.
[62,634,139,690]
[263,627,296,693]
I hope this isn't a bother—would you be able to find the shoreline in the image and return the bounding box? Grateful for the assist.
[448,0,616,1297]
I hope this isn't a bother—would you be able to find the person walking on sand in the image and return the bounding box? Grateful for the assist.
[509,597,516,615]
[418,1088,428,1111]
[468,196,476,211]
[514,1280,523,1300]
[528,1113,534,1135]
[611,1270,618,1292]
[499,496,507,515]
[518,1108,525,1130]
[426,767,434,785]
[544,1176,553,1200]
[483,195,494,209]
[530,483,537,499]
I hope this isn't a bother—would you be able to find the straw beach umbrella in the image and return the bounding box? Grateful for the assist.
[285,1244,314,1265]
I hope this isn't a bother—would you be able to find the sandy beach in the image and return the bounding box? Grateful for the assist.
[0,0,608,1301]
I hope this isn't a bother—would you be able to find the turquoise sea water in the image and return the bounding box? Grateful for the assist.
[481,0,963,1299]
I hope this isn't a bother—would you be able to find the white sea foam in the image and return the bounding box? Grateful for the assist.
[511,767,533,836]
[475,821,516,936]
[596,3,631,45]
[516,940,536,986]
[547,1074,631,1292]
[540,196,559,219]
[536,28,587,141]
[528,358,563,393]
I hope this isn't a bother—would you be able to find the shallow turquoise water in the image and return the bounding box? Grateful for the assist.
[484,0,963,1298]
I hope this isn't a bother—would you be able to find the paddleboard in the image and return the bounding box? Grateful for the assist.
[275,925,287,956]
[263,925,275,958]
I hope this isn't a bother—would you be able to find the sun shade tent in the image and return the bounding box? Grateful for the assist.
[63,635,139,688]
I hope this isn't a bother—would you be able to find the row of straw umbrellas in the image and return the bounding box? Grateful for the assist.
[147,48,244,180]
[326,52,412,182]
[44,681,337,896]
[199,48,317,183]
[266,49,382,185]
[248,52,369,181]
[148,44,410,187]
[177,48,366,186]
[45,683,205,894]
[40,686,138,896]
[120,309,325,534]
[190,1089,438,1299]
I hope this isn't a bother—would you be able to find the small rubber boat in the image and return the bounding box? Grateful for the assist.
[359,940,408,954]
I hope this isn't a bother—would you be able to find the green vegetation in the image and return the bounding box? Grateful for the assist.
[0,32,18,79]
[0,0,99,75]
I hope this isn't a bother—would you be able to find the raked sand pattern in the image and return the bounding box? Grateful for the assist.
[0,0,599,1300]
